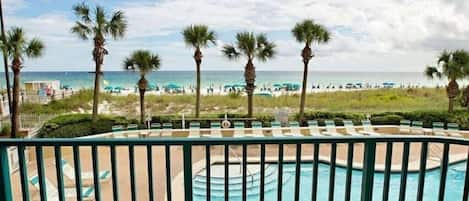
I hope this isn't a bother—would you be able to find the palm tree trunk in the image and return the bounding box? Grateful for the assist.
[11,62,20,138]
[139,88,145,124]
[299,60,309,123]
[448,98,454,113]
[446,79,459,113]
[0,1,12,118]
[194,48,202,118]
[91,60,101,123]
[245,59,255,118]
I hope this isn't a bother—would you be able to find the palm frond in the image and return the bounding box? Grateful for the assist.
[124,50,161,75]
[72,2,91,24]
[182,24,216,48]
[291,19,330,46]
[424,66,441,79]
[236,32,256,57]
[107,10,127,39]
[222,45,240,60]
[25,38,44,58]
[71,21,92,40]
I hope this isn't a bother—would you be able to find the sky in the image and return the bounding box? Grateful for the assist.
[2,0,469,72]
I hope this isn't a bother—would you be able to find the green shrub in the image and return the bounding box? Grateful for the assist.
[1,124,11,136]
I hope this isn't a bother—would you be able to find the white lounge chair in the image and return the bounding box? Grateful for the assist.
[127,124,138,131]
[161,123,173,136]
[233,122,245,137]
[30,175,95,201]
[447,123,463,137]
[360,120,380,136]
[251,121,264,137]
[307,120,321,136]
[270,121,283,137]
[60,159,111,184]
[189,122,201,138]
[284,121,302,136]
[410,121,424,134]
[323,120,342,136]
[432,122,446,136]
[210,122,222,137]
[399,120,411,134]
[343,120,362,136]
[149,123,161,137]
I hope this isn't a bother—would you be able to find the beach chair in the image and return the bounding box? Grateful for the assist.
[270,121,283,137]
[60,159,111,184]
[285,121,302,136]
[189,122,201,138]
[432,122,446,136]
[343,120,362,136]
[111,125,125,138]
[323,120,342,136]
[250,121,264,137]
[149,123,162,137]
[127,124,138,130]
[446,123,463,137]
[307,120,321,136]
[30,175,95,201]
[399,120,411,133]
[161,123,173,136]
[233,121,245,137]
[210,121,222,137]
[410,121,424,134]
[359,120,380,136]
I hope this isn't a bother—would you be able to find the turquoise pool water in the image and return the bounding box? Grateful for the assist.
[193,161,467,201]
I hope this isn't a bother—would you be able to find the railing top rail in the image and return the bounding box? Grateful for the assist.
[0,136,467,146]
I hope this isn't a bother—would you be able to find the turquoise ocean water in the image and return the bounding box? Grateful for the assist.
[0,71,445,89]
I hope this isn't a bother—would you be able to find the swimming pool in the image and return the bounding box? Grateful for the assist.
[193,162,467,201]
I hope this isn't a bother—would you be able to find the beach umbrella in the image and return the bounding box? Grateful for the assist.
[104,86,113,91]
[254,92,273,97]
[164,83,182,89]
[224,84,233,88]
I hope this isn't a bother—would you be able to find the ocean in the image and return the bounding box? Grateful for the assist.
[0,71,445,89]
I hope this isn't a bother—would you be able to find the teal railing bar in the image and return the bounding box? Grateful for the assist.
[361,142,376,201]
[165,145,172,201]
[382,142,393,201]
[18,146,30,201]
[183,144,193,201]
[0,145,13,201]
[242,144,247,201]
[294,144,302,201]
[224,145,229,201]
[73,145,83,201]
[416,142,428,201]
[110,145,119,201]
[92,145,101,201]
[277,144,284,201]
[147,145,154,201]
[311,143,320,201]
[53,146,65,201]
[206,145,211,201]
[328,143,337,201]
[260,144,266,201]
[398,142,410,201]
[129,145,136,201]
[437,143,450,201]
[36,146,47,201]
[345,143,354,201]
[462,150,469,201]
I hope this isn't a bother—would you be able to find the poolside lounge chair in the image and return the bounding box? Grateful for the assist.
[285,121,302,136]
[270,121,283,137]
[111,125,124,132]
[60,159,111,184]
[432,122,446,136]
[161,123,173,136]
[447,123,463,137]
[399,120,411,133]
[30,175,95,201]
[210,122,222,137]
[360,120,380,136]
[149,123,162,137]
[343,120,362,136]
[323,120,342,136]
[127,124,138,131]
[189,122,201,138]
[233,122,245,137]
[410,121,424,134]
[251,121,264,137]
[307,120,321,136]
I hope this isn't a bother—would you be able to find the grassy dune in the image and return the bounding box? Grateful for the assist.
[20,88,452,117]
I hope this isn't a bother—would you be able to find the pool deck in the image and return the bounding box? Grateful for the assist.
[7,126,469,201]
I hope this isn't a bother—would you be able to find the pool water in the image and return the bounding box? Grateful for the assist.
[193,162,467,201]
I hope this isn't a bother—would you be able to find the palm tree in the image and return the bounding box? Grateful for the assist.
[291,19,330,123]
[222,32,276,117]
[182,25,216,118]
[425,50,469,112]
[0,27,44,137]
[124,50,161,124]
[71,2,127,124]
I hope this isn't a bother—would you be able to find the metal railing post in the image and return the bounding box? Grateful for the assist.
[0,145,12,201]
[183,144,193,201]
[361,142,376,201]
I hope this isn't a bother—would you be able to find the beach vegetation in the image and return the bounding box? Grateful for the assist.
[182,25,217,118]
[222,32,276,118]
[124,50,161,124]
[292,19,330,123]
[0,27,44,138]
[71,2,127,125]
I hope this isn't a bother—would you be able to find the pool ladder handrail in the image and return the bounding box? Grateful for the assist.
[229,146,255,184]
